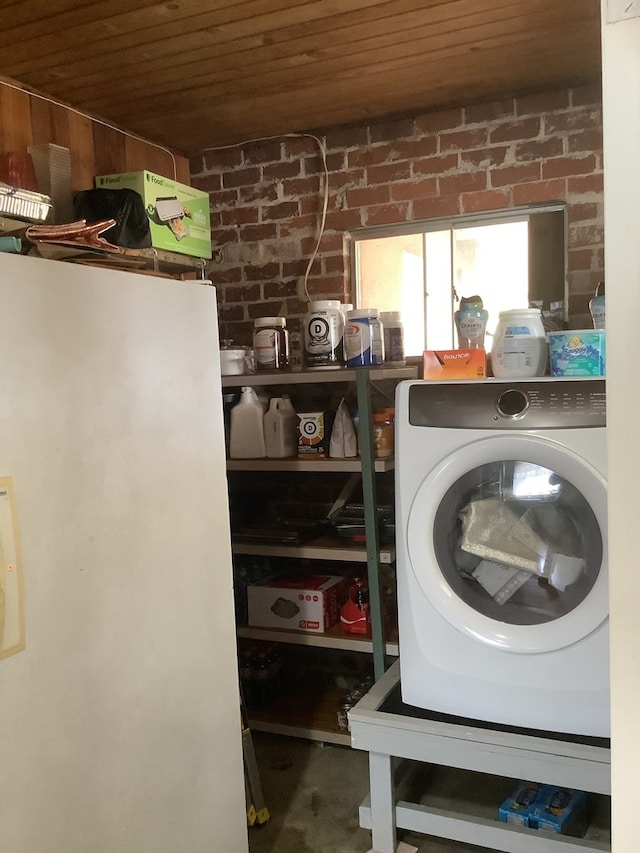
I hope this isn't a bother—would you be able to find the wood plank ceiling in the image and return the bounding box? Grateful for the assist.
[0,0,602,157]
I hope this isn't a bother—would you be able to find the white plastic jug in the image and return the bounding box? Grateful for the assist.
[229,386,266,459]
[264,396,297,458]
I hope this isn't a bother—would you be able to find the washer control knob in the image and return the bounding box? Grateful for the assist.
[496,388,529,418]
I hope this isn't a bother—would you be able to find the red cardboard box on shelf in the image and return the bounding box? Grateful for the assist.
[247,574,348,633]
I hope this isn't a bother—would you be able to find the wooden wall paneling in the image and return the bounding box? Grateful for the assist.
[123,134,189,183]
[0,85,33,153]
[29,97,71,148]
[68,111,96,191]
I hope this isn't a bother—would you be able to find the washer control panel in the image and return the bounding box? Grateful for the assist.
[408,379,606,430]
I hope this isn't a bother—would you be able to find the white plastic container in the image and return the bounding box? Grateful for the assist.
[264,396,298,458]
[491,308,547,378]
[380,310,406,366]
[303,300,344,369]
[344,308,384,367]
[229,386,266,458]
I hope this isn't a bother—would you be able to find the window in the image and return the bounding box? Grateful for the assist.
[351,204,567,356]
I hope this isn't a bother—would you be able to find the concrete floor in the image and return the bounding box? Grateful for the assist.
[247,733,509,853]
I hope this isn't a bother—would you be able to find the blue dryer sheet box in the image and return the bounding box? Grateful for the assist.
[499,781,588,835]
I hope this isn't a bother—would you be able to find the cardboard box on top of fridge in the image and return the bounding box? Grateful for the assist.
[423,348,486,379]
[94,170,211,258]
[247,573,348,633]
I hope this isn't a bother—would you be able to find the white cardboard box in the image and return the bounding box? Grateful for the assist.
[247,574,348,633]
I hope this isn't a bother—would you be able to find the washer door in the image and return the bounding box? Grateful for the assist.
[406,434,608,653]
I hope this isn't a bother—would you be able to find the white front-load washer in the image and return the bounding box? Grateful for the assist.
[395,378,609,737]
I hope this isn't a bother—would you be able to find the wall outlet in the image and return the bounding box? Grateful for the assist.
[608,0,640,22]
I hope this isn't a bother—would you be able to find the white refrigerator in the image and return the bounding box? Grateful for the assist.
[0,252,248,852]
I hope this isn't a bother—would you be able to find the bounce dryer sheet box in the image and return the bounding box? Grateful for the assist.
[94,170,211,258]
[423,348,486,380]
[247,574,348,633]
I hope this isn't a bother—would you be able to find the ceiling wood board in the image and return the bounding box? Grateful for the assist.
[0,0,602,156]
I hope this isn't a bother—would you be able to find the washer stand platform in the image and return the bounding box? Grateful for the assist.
[348,661,611,853]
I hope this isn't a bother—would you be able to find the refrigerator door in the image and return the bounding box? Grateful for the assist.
[0,253,247,853]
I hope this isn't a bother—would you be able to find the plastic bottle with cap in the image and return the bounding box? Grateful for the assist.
[589,281,605,329]
[229,386,266,458]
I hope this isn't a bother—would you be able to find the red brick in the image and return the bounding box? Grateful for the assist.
[413,153,459,175]
[512,179,567,205]
[299,196,325,216]
[210,228,239,246]
[279,214,319,235]
[210,189,239,207]
[222,166,261,188]
[324,208,365,231]
[462,189,511,213]
[390,178,438,202]
[281,176,322,197]
[328,169,365,189]
[490,163,541,187]
[567,173,604,195]
[192,173,221,192]
[218,304,245,321]
[465,98,515,124]
[345,184,391,208]
[283,137,318,158]
[571,83,603,107]
[516,90,569,116]
[221,207,259,226]
[369,117,415,143]
[348,146,394,168]
[304,152,345,174]
[207,266,242,285]
[545,108,602,134]
[461,146,509,168]
[261,201,300,221]
[490,117,541,143]
[300,233,345,254]
[440,128,488,151]
[568,202,600,222]
[567,129,603,154]
[438,172,486,195]
[389,137,438,160]
[240,223,278,242]
[224,283,261,302]
[415,107,463,134]
[239,183,278,204]
[567,248,597,270]
[282,258,321,278]
[263,280,297,299]
[367,161,412,183]
[568,223,604,249]
[264,161,302,181]
[514,138,564,161]
[243,141,282,165]
[542,155,597,179]
[302,275,347,296]
[324,254,347,274]
[324,126,369,149]
[412,194,461,219]
[203,148,243,170]
[244,262,281,281]
[364,203,410,226]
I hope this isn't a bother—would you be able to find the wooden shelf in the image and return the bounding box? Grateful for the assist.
[222,365,418,388]
[246,679,354,746]
[226,455,395,472]
[237,621,399,656]
[232,535,395,564]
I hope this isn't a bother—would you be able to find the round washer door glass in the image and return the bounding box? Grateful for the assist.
[407,435,608,653]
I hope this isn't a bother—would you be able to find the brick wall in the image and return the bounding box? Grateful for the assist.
[191,84,604,346]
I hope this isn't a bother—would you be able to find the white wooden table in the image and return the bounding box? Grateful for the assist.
[349,661,611,853]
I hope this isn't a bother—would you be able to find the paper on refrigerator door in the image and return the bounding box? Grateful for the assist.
[0,477,25,660]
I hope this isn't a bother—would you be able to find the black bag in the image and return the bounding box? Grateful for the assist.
[73,188,151,249]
